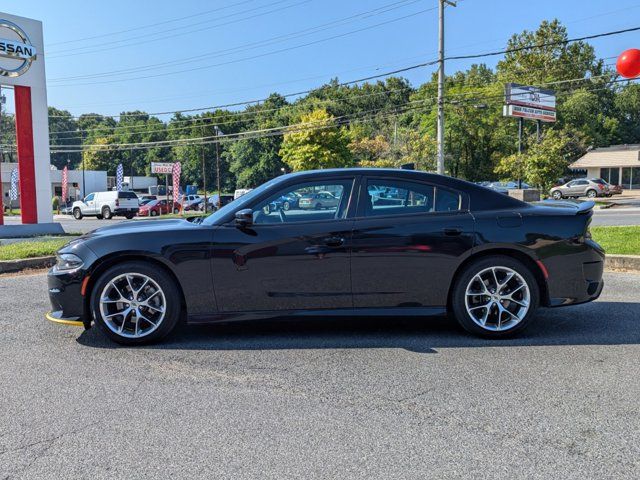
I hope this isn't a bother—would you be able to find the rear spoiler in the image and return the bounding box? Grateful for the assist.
[576,200,595,214]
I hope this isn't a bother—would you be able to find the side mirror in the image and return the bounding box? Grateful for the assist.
[235,209,253,227]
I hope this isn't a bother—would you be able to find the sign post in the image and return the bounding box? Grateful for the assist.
[151,162,175,216]
[504,83,556,187]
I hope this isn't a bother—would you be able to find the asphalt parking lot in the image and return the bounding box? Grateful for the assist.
[0,272,639,479]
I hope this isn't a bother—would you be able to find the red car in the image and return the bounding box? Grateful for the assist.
[138,199,179,217]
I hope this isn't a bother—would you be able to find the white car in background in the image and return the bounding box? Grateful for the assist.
[72,191,139,220]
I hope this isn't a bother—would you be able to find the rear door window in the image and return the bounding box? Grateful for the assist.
[362,179,461,217]
[118,191,138,199]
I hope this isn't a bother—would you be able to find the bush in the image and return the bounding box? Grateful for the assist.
[52,196,60,211]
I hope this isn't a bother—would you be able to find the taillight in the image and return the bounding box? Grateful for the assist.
[597,184,603,190]
[115,199,120,207]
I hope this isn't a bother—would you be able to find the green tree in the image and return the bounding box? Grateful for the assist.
[280,109,353,171]
[48,107,81,169]
[495,129,582,193]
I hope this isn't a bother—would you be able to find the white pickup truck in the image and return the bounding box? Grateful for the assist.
[72,191,139,220]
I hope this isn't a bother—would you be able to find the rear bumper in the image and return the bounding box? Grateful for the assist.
[114,208,139,215]
[544,241,605,307]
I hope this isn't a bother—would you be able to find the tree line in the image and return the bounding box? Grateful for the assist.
[3,20,640,193]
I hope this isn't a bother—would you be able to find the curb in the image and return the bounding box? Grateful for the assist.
[604,254,640,272]
[0,256,55,274]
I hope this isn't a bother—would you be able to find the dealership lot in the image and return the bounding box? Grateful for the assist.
[0,271,638,479]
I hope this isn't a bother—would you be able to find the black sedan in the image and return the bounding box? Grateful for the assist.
[46,168,604,345]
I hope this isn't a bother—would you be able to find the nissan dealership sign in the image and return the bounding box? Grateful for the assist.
[0,19,37,77]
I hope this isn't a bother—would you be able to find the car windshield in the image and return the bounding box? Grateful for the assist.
[202,177,282,225]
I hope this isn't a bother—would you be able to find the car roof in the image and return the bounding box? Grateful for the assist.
[277,168,526,211]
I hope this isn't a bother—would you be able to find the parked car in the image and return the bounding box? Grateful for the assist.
[604,181,623,195]
[264,192,302,212]
[47,168,604,345]
[298,191,340,210]
[139,195,157,206]
[179,194,202,211]
[200,194,235,212]
[60,202,74,215]
[71,191,139,220]
[549,178,610,200]
[138,199,179,217]
[485,181,531,195]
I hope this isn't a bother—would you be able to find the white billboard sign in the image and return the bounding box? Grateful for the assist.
[504,83,556,122]
[151,162,175,174]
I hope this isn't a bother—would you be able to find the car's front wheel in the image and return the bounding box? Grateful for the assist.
[451,256,539,338]
[90,261,182,345]
[73,208,83,220]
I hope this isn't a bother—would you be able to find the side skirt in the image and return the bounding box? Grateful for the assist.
[187,306,448,325]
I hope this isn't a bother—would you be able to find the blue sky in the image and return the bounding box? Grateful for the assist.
[2,0,640,118]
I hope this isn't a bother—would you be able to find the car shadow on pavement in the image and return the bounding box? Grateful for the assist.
[75,300,640,353]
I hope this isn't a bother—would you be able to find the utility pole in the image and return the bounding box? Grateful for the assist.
[214,126,222,208]
[201,119,207,210]
[436,0,456,176]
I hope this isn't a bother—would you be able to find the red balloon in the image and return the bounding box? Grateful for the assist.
[617,49,640,78]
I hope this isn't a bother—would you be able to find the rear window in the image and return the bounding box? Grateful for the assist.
[118,191,138,199]
[592,179,606,185]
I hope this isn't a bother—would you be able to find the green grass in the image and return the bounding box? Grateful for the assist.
[0,238,71,261]
[591,226,640,255]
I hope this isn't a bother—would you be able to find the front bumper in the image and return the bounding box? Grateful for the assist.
[45,310,83,327]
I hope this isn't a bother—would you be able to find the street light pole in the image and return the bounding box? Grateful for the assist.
[436,0,456,176]
[201,119,207,210]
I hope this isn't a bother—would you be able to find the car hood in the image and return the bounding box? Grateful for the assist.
[84,219,201,238]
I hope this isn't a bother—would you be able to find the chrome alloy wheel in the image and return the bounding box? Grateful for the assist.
[464,266,530,332]
[99,273,166,338]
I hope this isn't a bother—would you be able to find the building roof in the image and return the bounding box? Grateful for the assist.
[570,145,640,169]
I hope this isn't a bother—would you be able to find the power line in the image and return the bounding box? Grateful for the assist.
[46,0,305,56]
[47,6,439,88]
[48,0,422,82]
[48,22,637,117]
[47,0,259,46]
[44,76,640,153]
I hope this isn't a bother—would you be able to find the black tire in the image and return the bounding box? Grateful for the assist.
[173,208,180,214]
[125,214,135,220]
[96,214,104,220]
[90,261,182,345]
[283,201,290,211]
[551,191,562,200]
[586,189,597,199]
[73,208,83,220]
[450,255,540,339]
[315,202,322,210]
[150,210,158,217]
[102,206,113,220]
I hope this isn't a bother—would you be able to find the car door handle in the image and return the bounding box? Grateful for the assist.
[443,227,462,236]
[323,236,345,247]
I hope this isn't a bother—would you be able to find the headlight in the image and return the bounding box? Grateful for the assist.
[54,253,84,272]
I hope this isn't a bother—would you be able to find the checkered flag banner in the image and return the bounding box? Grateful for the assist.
[116,163,124,192]
[61,166,68,202]
[9,169,18,201]
[172,162,181,205]
[172,162,182,206]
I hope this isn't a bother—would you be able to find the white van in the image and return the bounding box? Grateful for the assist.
[72,191,139,220]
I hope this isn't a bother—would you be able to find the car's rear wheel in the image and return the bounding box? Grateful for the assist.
[551,190,562,200]
[90,261,182,345]
[586,189,597,199]
[102,206,113,220]
[451,256,539,338]
[73,208,83,220]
